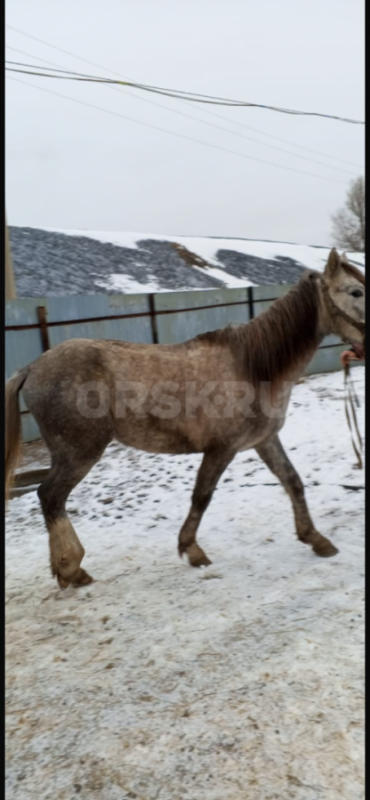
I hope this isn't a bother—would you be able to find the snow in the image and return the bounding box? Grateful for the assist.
[6,368,364,799]
[94,272,163,294]
[95,264,255,294]
[43,228,365,284]
[192,263,255,289]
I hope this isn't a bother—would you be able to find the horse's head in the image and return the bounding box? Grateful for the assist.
[321,248,365,361]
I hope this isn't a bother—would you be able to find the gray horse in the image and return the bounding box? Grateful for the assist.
[5,249,365,588]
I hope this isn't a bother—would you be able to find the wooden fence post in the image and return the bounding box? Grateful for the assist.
[5,217,16,299]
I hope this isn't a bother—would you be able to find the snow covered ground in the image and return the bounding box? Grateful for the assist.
[6,368,365,799]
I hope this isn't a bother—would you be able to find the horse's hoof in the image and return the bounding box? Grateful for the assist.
[187,543,212,568]
[190,555,213,568]
[313,538,339,558]
[57,574,71,589]
[57,568,94,589]
[72,568,94,586]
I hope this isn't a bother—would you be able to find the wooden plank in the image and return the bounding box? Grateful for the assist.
[14,467,50,487]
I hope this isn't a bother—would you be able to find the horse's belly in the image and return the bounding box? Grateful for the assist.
[114,417,199,455]
[114,410,286,457]
[112,376,291,456]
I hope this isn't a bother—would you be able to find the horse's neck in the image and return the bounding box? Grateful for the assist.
[275,285,326,381]
[243,280,326,386]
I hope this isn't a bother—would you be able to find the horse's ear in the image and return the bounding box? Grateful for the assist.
[324,248,342,277]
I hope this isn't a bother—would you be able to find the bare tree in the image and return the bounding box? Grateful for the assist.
[331,176,365,252]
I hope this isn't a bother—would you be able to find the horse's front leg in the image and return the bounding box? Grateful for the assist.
[255,434,338,557]
[178,448,235,567]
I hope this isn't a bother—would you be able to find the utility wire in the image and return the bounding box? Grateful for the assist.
[6,63,364,123]
[7,75,350,185]
[6,26,365,156]
[7,46,363,171]
[4,60,358,176]
[181,98,364,168]
[5,28,364,124]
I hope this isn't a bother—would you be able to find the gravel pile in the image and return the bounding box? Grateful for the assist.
[9,227,307,296]
[216,249,306,284]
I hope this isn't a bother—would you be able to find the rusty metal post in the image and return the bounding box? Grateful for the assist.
[37,306,50,351]
[5,217,16,299]
[148,294,159,344]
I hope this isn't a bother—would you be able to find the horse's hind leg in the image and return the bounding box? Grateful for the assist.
[38,451,105,588]
[255,434,338,557]
[178,449,235,567]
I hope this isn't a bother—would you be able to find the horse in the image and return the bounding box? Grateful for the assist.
[5,248,365,589]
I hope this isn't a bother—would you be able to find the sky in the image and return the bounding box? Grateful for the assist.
[5,0,364,246]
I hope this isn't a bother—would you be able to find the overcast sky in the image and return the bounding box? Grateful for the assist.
[6,0,364,245]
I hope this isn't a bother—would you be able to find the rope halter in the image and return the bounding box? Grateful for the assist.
[319,276,365,341]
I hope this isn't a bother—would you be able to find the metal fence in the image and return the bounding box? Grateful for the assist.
[5,285,354,442]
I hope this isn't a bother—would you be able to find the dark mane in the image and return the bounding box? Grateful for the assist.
[196,273,321,386]
[343,260,365,285]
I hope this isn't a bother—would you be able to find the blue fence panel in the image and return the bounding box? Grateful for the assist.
[48,317,153,348]
[5,305,44,440]
[45,294,153,346]
[5,298,47,327]
[45,293,150,322]
[154,288,250,344]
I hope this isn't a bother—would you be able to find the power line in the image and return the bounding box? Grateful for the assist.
[181,99,364,169]
[4,60,358,176]
[6,45,68,70]
[6,46,362,172]
[6,63,365,123]
[7,75,350,185]
[6,60,100,80]
[6,28,364,168]
[5,25,364,124]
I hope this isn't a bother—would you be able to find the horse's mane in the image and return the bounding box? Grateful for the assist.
[196,259,365,387]
[342,260,365,286]
[196,272,321,385]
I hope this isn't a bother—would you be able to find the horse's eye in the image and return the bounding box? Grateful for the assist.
[350,289,363,298]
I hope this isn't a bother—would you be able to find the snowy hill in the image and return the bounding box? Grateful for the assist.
[9,226,365,296]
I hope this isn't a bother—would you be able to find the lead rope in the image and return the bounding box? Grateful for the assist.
[344,361,363,469]
[319,275,364,466]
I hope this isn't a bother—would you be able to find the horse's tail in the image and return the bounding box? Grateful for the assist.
[5,368,29,503]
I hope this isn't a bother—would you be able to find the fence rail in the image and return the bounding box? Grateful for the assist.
[5,285,355,443]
